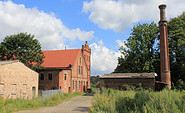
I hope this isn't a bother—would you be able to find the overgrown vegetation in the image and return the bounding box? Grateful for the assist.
[91,82,99,88]
[0,92,82,113]
[90,88,185,113]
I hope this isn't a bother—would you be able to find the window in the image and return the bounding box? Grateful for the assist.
[84,81,85,86]
[81,81,82,89]
[64,74,67,80]
[75,81,77,90]
[73,81,74,90]
[48,73,52,80]
[80,57,81,64]
[78,66,80,74]
[79,81,80,89]
[40,73,44,80]
[81,66,82,75]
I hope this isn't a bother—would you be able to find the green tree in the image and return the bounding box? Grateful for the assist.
[0,33,45,70]
[114,22,159,73]
[168,12,185,84]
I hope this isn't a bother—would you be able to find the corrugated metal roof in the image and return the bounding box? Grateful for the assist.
[0,60,19,65]
[100,73,157,79]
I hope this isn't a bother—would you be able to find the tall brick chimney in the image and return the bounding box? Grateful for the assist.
[159,4,171,89]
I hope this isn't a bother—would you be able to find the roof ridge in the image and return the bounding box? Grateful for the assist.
[0,60,20,65]
[43,49,81,52]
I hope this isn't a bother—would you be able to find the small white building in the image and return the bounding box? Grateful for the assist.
[0,60,38,99]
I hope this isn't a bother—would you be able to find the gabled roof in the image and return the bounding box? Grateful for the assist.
[42,49,81,68]
[100,73,157,79]
[0,60,19,65]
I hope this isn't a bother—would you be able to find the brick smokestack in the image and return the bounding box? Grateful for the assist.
[159,4,171,89]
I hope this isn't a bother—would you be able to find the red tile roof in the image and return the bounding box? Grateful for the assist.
[42,49,81,68]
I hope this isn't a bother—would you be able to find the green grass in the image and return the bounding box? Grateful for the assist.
[91,88,185,113]
[0,92,82,113]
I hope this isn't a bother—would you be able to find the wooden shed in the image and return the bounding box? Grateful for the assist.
[100,73,157,90]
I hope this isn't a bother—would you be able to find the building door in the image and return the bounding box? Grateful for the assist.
[83,86,85,92]
[68,87,70,93]
[32,87,36,98]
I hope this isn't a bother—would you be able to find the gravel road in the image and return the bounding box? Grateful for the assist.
[15,95,93,113]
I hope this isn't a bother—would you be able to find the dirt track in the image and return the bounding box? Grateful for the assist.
[15,95,93,113]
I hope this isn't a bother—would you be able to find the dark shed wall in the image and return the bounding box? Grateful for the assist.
[100,78,155,90]
[38,70,60,90]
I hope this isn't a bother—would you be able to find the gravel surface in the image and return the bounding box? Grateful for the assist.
[15,95,93,113]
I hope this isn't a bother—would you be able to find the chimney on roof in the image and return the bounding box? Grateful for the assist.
[159,4,171,89]
[85,41,88,45]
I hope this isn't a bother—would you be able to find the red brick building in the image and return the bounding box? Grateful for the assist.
[38,41,91,93]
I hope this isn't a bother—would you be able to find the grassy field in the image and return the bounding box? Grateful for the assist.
[90,88,185,113]
[0,92,82,113]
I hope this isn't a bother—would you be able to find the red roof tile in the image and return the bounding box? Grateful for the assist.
[42,49,81,68]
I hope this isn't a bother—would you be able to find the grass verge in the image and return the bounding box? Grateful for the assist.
[0,92,82,113]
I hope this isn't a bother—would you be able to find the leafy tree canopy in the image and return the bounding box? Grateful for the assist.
[114,22,159,73]
[168,12,185,84]
[0,33,45,70]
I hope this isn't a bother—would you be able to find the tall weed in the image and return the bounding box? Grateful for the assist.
[92,89,185,113]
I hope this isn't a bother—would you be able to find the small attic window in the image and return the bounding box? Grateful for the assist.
[64,74,67,80]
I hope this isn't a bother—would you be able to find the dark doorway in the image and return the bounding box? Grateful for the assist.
[32,87,36,99]
[68,87,70,93]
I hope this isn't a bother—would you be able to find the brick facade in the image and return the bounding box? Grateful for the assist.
[38,41,91,93]
[0,60,38,99]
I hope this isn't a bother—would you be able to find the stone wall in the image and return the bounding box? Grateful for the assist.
[0,61,38,99]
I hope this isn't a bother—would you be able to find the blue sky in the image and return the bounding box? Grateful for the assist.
[0,0,184,75]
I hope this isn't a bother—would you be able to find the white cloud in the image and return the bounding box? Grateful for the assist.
[83,0,185,32]
[116,40,127,49]
[0,1,94,50]
[90,40,121,75]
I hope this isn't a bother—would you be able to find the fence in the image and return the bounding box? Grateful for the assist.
[40,89,63,102]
